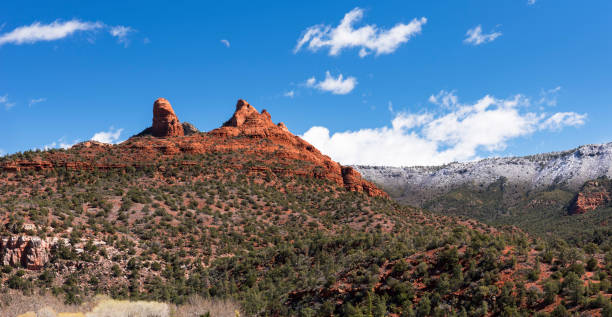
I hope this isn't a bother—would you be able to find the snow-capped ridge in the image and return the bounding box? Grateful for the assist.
[354,141,612,204]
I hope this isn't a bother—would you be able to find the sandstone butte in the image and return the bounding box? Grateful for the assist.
[151,97,184,137]
[1,98,388,199]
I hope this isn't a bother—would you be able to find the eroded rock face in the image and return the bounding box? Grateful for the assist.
[0,236,50,270]
[223,99,275,128]
[152,98,184,137]
[1,98,389,199]
[570,179,611,214]
[342,166,388,197]
[212,99,388,198]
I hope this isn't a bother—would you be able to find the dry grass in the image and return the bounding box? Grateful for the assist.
[171,295,243,317]
[1,293,243,317]
[0,293,88,317]
[85,298,169,317]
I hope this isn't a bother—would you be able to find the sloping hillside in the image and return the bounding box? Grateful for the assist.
[0,99,610,316]
[355,145,612,247]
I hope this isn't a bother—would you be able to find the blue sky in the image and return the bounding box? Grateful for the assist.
[1,1,611,166]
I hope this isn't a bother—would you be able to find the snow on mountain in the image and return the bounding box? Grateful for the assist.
[354,142,612,203]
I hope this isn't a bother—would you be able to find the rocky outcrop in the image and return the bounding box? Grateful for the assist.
[569,179,611,214]
[342,166,388,197]
[0,98,388,199]
[211,99,387,198]
[152,98,184,137]
[73,141,111,149]
[277,122,289,132]
[221,99,278,130]
[1,236,50,270]
[182,122,199,135]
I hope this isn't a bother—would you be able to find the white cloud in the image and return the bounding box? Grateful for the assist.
[294,7,426,57]
[0,94,16,110]
[464,25,502,46]
[28,97,46,107]
[0,19,103,46]
[109,25,134,47]
[301,91,586,166]
[284,90,295,98]
[528,0,537,5]
[220,39,230,47]
[305,71,357,95]
[428,90,458,108]
[44,137,77,150]
[539,112,586,131]
[0,149,4,157]
[538,86,561,106]
[0,20,135,47]
[92,127,123,144]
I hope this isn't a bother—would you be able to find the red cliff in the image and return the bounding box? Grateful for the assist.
[1,98,388,199]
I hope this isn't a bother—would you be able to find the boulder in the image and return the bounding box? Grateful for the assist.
[182,122,199,135]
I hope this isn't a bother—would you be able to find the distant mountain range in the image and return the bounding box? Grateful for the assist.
[355,142,612,206]
[355,143,612,244]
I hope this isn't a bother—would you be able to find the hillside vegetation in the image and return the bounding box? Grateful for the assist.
[0,99,611,316]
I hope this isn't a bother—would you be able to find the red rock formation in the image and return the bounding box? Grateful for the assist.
[212,100,387,198]
[342,166,388,197]
[570,179,611,214]
[152,98,184,137]
[0,98,388,198]
[223,99,268,128]
[72,140,111,149]
[1,236,50,270]
[277,122,289,132]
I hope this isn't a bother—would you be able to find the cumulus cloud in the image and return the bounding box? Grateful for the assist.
[464,25,502,45]
[220,39,230,47]
[0,94,16,110]
[301,91,586,166]
[109,25,134,47]
[528,0,537,5]
[284,90,295,98]
[28,97,46,107]
[305,71,357,95]
[294,7,426,57]
[0,19,103,46]
[92,127,123,144]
